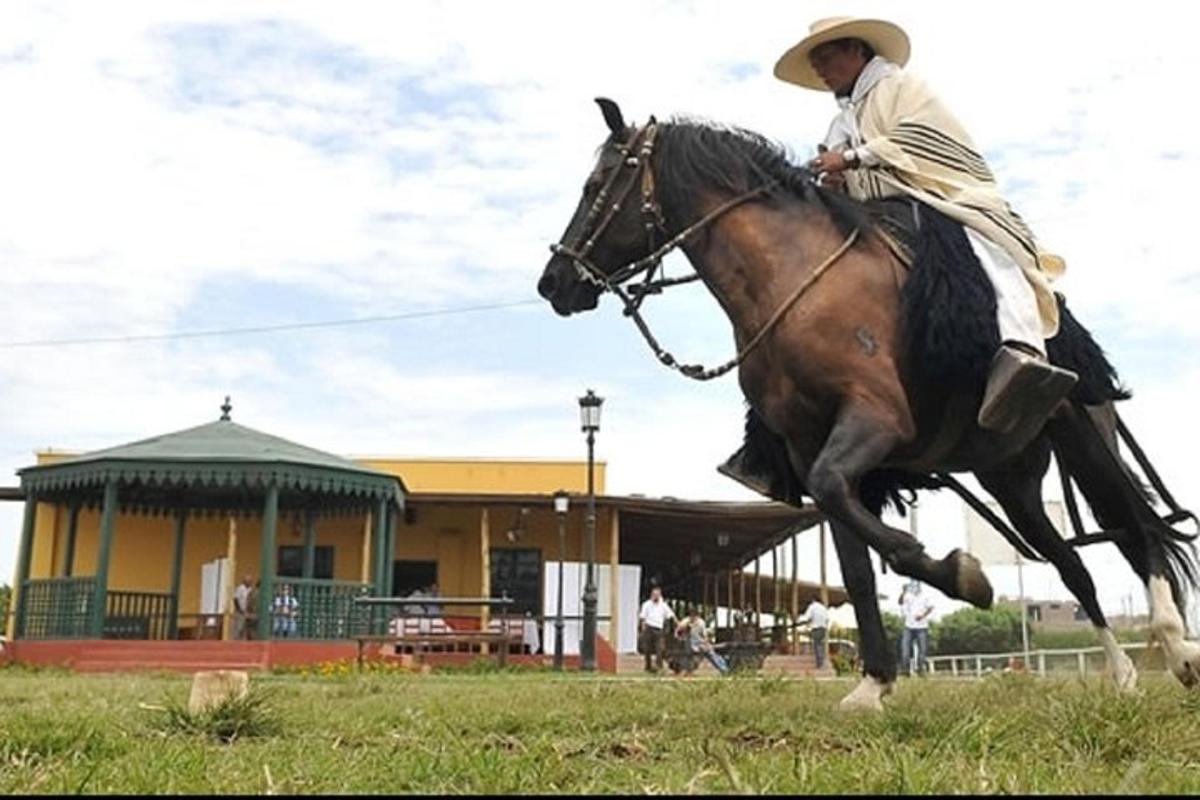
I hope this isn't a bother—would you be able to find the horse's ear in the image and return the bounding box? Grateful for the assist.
[595,97,626,135]
[648,114,657,125]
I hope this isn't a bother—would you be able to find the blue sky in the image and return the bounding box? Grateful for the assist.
[1,1,1198,626]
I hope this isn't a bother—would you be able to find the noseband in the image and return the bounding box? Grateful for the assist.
[549,120,858,381]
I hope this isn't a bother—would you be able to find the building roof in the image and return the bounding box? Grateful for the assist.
[408,491,826,576]
[17,401,404,509]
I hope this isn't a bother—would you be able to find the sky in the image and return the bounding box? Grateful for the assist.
[2,1,1198,630]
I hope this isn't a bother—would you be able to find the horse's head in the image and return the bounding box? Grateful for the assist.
[538,98,664,316]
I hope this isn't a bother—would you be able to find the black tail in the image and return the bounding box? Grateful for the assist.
[1046,294,1132,405]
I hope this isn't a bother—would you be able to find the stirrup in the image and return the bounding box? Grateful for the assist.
[978,344,1077,433]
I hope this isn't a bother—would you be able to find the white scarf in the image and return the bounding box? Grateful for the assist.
[822,56,899,151]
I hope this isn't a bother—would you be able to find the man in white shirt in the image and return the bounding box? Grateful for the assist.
[899,580,934,675]
[798,598,830,670]
[638,586,677,674]
[232,575,253,640]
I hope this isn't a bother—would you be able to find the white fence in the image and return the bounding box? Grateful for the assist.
[926,642,1165,678]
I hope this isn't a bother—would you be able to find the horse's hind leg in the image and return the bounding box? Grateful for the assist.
[1048,402,1200,688]
[976,436,1136,692]
[800,402,993,608]
[828,519,895,711]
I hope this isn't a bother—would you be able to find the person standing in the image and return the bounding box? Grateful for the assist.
[638,586,677,674]
[272,583,299,639]
[677,608,729,676]
[798,597,830,670]
[232,575,253,640]
[899,580,934,675]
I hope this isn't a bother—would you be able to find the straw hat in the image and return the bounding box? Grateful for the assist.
[774,16,910,91]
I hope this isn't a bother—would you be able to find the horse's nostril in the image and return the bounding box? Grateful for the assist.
[537,273,558,299]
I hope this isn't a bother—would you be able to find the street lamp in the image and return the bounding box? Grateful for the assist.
[578,389,603,671]
[553,489,569,672]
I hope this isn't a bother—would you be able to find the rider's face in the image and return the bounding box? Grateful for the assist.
[808,40,869,96]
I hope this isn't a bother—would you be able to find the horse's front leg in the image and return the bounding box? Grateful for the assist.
[828,518,895,711]
[798,402,994,609]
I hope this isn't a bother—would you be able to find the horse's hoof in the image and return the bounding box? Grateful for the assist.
[1167,640,1200,689]
[950,549,993,609]
[838,676,893,712]
[1111,654,1139,694]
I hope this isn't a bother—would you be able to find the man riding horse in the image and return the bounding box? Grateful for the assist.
[784,17,1077,433]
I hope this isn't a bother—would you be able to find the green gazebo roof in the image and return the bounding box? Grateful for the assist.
[18,401,405,507]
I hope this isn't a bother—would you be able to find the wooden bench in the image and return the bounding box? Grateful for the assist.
[355,631,513,669]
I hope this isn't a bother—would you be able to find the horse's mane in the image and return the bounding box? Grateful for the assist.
[654,118,870,241]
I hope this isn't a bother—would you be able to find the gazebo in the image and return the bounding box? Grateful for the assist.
[11,399,405,642]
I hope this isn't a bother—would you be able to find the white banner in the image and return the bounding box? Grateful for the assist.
[964,499,1067,566]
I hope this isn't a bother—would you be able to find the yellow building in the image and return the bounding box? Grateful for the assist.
[5,405,839,665]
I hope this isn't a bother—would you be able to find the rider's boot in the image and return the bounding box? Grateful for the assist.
[977,342,1078,434]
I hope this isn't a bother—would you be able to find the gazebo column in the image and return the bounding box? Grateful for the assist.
[754,555,761,631]
[385,503,398,598]
[91,481,119,639]
[167,509,187,640]
[302,510,316,579]
[372,497,388,632]
[12,491,39,639]
[256,484,280,641]
[62,502,81,577]
[791,533,800,654]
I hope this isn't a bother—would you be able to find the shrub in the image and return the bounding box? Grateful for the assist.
[930,606,1023,655]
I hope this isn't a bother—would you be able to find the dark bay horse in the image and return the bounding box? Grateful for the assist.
[537,98,1199,709]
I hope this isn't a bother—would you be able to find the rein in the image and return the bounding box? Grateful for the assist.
[550,121,860,381]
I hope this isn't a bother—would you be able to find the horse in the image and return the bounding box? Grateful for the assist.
[537,98,1200,710]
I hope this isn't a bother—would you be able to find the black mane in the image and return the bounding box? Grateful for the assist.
[654,119,869,240]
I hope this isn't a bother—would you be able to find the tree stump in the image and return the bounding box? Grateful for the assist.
[188,670,249,715]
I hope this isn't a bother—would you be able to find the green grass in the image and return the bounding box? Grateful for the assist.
[1,666,1198,794]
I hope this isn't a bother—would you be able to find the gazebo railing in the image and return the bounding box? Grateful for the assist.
[280,578,372,640]
[19,576,96,639]
[105,590,173,640]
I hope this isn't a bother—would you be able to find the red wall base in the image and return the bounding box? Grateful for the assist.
[7,637,618,673]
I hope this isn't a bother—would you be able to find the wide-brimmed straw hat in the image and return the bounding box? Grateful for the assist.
[774,16,910,91]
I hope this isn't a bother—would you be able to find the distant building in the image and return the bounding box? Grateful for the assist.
[997,596,1147,631]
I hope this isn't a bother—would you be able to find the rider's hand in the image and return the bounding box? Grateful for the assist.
[808,150,849,174]
[819,171,847,191]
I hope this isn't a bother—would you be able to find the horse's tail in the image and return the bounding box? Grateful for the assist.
[1045,294,1132,405]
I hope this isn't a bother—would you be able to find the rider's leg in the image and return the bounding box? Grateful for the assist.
[967,228,1077,432]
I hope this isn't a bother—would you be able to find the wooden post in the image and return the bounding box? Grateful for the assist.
[256,485,279,641]
[790,532,799,653]
[63,503,81,578]
[223,515,238,641]
[738,567,745,615]
[772,544,780,621]
[609,508,620,651]
[302,510,316,579]
[819,521,830,605]
[480,507,491,653]
[167,509,187,640]
[12,492,39,639]
[91,481,119,638]
[754,555,761,631]
[360,510,373,585]
[726,570,734,630]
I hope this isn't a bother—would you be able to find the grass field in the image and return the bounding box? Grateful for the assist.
[2,665,1199,794]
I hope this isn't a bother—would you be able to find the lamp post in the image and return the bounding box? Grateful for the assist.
[578,389,603,672]
[553,489,569,671]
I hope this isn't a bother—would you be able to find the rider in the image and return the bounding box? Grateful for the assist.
[774,16,1077,433]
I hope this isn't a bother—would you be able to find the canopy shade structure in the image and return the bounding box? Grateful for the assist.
[18,411,404,515]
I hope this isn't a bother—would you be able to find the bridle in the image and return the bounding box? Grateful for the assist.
[549,120,858,381]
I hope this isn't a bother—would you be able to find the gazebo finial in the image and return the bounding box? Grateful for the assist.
[220,396,232,421]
